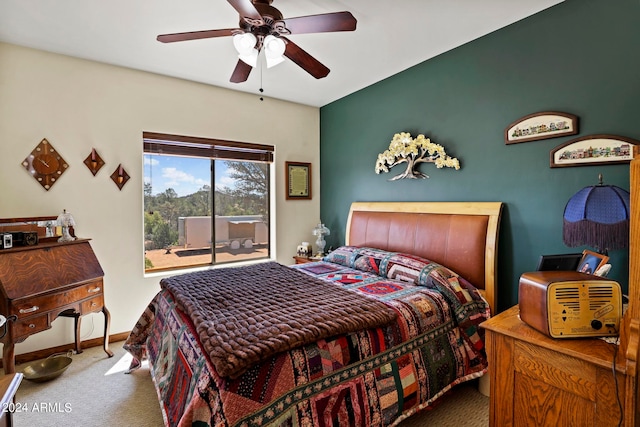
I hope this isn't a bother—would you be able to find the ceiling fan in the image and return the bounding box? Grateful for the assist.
[157,0,357,83]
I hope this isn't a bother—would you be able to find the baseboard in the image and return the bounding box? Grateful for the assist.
[1,331,131,369]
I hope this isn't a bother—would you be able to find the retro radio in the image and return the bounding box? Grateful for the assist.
[518,271,622,338]
[0,231,38,249]
[10,231,38,246]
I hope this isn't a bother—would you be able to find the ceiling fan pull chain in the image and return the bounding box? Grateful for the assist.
[259,58,264,101]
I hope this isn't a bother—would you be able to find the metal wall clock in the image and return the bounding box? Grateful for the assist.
[22,138,69,191]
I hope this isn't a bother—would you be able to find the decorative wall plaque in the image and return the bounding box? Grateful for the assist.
[110,164,130,190]
[83,148,105,176]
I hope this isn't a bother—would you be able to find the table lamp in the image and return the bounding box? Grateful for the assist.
[563,174,630,254]
[57,209,76,242]
[312,223,330,256]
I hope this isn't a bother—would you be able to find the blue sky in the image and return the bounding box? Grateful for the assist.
[144,154,233,197]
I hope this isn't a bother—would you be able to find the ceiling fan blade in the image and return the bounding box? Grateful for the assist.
[276,11,356,35]
[282,37,330,79]
[157,29,237,43]
[230,59,253,83]
[227,0,264,26]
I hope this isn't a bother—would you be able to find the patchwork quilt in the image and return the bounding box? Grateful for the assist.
[124,247,490,427]
[159,262,398,379]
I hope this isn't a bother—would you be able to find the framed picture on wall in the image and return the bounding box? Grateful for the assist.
[505,111,578,144]
[285,161,312,200]
[550,134,638,168]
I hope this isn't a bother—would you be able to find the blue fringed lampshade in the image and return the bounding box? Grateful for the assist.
[563,175,630,253]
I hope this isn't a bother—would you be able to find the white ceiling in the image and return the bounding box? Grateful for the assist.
[0,0,563,107]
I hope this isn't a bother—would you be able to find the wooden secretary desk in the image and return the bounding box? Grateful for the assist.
[0,238,113,374]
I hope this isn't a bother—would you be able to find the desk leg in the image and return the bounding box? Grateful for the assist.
[2,343,15,375]
[102,306,113,357]
[73,313,83,354]
[58,310,83,354]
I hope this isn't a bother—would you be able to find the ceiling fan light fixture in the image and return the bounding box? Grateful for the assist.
[233,33,258,67]
[233,33,257,55]
[238,50,259,67]
[264,35,286,68]
[266,55,285,68]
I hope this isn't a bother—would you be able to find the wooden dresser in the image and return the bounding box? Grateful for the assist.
[483,305,636,426]
[0,239,113,374]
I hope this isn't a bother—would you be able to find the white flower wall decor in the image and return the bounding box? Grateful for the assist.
[375,132,461,180]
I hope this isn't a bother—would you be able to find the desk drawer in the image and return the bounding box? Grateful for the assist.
[10,281,103,317]
[12,315,49,340]
[80,295,104,314]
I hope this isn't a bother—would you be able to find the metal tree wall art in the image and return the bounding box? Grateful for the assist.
[375,132,460,180]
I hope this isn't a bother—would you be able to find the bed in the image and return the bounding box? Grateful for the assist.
[124,201,503,426]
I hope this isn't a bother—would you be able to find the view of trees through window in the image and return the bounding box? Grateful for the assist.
[144,154,270,272]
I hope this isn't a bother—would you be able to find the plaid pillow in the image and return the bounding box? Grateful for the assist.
[322,246,359,267]
[351,247,392,275]
[324,246,393,276]
[384,253,434,284]
[385,253,478,304]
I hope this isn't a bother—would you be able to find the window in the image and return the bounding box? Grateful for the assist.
[143,132,273,273]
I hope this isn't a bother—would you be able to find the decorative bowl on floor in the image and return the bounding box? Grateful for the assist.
[22,354,72,382]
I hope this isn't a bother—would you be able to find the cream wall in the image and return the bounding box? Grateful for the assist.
[0,42,320,355]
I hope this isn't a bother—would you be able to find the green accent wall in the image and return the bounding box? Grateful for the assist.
[319,0,640,312]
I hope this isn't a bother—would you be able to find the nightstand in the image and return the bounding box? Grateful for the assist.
[482,305,634,426]
[293,256,323,264]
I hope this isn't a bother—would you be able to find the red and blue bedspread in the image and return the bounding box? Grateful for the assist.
[124,248,490,427]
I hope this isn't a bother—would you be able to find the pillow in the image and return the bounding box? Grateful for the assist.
[351,247,392,275]
[383,252,471,289]
[324,246,450,283]
[322,246,359,267]
[420,267,477,306]
[323,246,393,276]
[326,248,479,304]
[383,253,435,284]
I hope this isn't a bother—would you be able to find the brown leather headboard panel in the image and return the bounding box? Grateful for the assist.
[345,202,503,311]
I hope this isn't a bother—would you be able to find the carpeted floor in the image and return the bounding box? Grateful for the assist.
[7,341,489,426]
[12,341,163,427]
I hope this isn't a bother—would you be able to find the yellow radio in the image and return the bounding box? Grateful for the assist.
[518,271,622,338]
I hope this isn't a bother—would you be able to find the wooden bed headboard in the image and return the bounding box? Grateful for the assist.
[346,202,503,312]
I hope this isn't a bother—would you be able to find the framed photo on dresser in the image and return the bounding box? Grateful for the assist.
[576,250,608,275]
